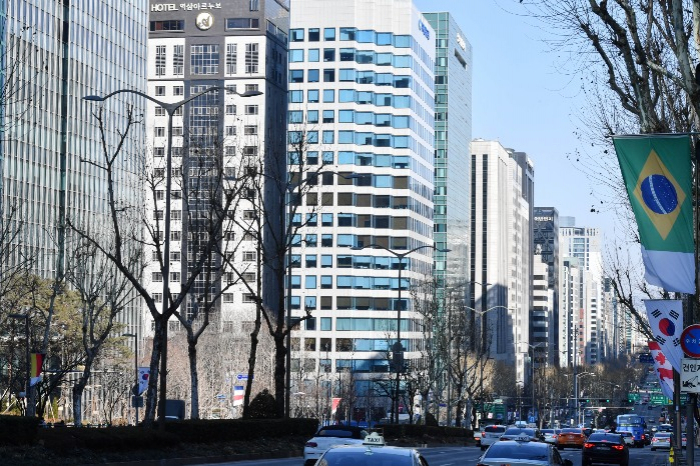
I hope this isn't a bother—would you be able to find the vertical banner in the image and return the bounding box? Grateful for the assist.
[331,397,342,417]
[29,353,44,386]
[233,386,245,406]
[649,341,674,400]
[137,367,150,395]
[644,299,683,372]
[612,135,695,293]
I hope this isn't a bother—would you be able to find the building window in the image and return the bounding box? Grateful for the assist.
[225,126,236,136]
[172,127,183,137]
[226,43,237,75]
[152,272,163,282]
[173,45,184,75]
[245,43,259,74]
[227,18,260,29]
[190,44,219,75]
[153,147,165,157]
[243,251,257,261]
[223,293,234,303]
[245,84,258,92]
[155,86,165,96]
[245,105,258,115]
[173,85,184,96]
[154,127,165,137]
[243,293,256,303]
[150,20,184,31]
[225,104,236,115]
[243,146,258,156]
[155,45,166,76]
[153,293,163,303]
[155,106,165,116]
[249,0,259,10]
[308,28,320,41]
[244,125,257,135]
[290,29,304,42]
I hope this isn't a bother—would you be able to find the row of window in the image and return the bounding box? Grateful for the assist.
[290,48,413,68]
[289,27,412,49]
[154,43,260,76]
[289,109,411,129]
[289,275,413,291]
[291,252,423,270]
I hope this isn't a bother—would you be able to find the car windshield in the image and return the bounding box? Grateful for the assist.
[542,429,554,434]
[317,428,368,439]
[561,428,582,434]
[656,433,672,438]
[485,426,506,433]
[484,443,549,460]
[588,433,622,443]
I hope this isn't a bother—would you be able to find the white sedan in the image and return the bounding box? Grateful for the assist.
[304,425,369,466]
[619,431,635,446]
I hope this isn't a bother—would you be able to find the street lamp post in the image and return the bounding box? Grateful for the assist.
[574,372,595,426]
[520,342,545,424]
[84,86,261,426]
[9,313,30,416]
[122,332,139,425]
[353,243,449,424]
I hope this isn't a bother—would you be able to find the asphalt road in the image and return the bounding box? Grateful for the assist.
[191,443,674,466]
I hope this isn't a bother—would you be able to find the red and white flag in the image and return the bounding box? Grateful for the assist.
[233,386,245,406]
[644,299,683,372]
[331,397,342,417]
[648,341,674,400]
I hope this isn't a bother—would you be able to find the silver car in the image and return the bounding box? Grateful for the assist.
[480,425,507,450]
[541,429,560,444]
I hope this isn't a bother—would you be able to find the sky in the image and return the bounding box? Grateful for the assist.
[412,0,617,238]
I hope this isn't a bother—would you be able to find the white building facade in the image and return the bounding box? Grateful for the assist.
[287,0,435,419]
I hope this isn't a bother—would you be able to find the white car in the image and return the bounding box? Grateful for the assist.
[541,429,560,444]
[619,431,635,446]
[480,425,507,450]
[304,425,369,466]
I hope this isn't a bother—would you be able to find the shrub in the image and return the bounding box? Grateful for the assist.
[0,415,40,445]
[247,389,278,419]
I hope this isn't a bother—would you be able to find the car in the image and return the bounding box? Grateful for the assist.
[477,438,573,466]
[557,428,586,449]
[500,427,543,442]
[582,432,629,466]
[316,433,430,466]
[304,425,369,466]
[619,431,634,446]
[658,423,673,432]
[650,431,672,451]
[541,429,561,444]
[480,425,507,450]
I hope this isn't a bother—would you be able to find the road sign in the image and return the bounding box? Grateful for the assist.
[681,357,700,393]
[236,373,251,381]
[680,324,700,357]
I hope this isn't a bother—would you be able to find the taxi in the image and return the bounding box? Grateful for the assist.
[477,435,573,466]
[315,433,430,466]
[556,427,586,449]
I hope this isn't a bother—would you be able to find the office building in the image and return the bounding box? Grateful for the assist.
[533,207,560,366]
[287,0,436,419]
[469,139,533,386]
[144,0,288,336]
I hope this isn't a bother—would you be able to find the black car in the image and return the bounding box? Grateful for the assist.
[582,432,629,466]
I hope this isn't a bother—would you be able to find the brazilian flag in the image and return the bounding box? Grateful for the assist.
[612,134,695,293]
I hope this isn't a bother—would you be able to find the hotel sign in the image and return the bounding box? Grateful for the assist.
[151,2,222,12]
[418,20,430,40]
[456,33,466,51]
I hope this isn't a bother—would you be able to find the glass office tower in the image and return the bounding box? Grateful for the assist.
[288,0,435,421]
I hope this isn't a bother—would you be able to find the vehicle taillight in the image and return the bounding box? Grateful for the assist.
[584,443,595,449]
[641,434,645,440]
[305,442,318,448]
[481,431,485,437]
[612,444,624,450]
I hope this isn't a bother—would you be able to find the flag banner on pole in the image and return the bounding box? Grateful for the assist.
[649,341,674,400]
[233,386,244,406]
[137,367,150,395]
[612,135,695,293]
[331,397,342,417]
[29,353,44,386]
[644,299,683,372]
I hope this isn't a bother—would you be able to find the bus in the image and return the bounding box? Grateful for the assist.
[616,414,646,447]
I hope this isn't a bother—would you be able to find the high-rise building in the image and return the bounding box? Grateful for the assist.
[533,207,560,366]
[469,139,533,386]
[144,0,288,335]
[287,0,436,418]
[422,12,472,286]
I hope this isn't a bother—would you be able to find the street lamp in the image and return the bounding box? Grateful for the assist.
[520,342,545,425]
[9,313,30,416]
[353,243,450,424]
[122,332,139,425]
[84,86,261,426]
[574,372,596,426]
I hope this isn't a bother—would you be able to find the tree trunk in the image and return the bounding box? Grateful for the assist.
[274,330,286,418]
[187,333,199,419]
[144,316,164,424]
[455,382,463,427]
[242,315,261,418]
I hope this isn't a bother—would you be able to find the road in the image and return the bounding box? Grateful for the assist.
[193,444,674,466]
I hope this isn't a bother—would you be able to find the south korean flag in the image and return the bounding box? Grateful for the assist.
[644,299,683,372]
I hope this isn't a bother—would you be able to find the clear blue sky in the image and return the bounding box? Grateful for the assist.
[413,0,615,236]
